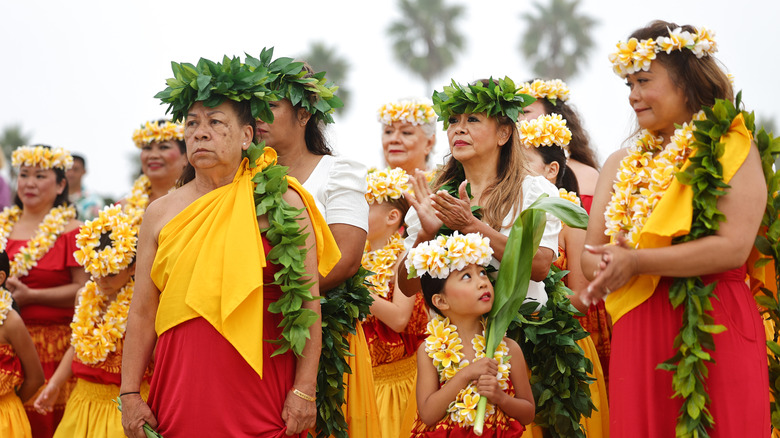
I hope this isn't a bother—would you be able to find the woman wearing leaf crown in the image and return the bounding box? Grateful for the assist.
[0,145,88,438]
[581,20,769,437]
[119,52,340,438]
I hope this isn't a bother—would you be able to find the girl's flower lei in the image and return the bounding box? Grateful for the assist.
[365,167,411,204]
[558,188,581,206]
[362,232,405,299]
[74,205,138,278]
[406,232,493,279]
[517,79,570,104]
[609,26,717,78]
[132,120,184,148]
[425,314,510,427]
[11,146,74,171]
[70,279,133,364]
[604,111,705,247]
[518,113,572,154]
[377,99,437,126]
[0,205,77,278]
[0,288,12,326]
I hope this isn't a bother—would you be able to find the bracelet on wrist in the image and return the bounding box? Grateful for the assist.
[291,388,316,402]
[119,391,140,397]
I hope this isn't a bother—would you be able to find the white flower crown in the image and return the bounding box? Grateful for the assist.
[406,232,494,279]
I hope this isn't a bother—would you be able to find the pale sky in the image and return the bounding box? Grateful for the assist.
[1,0,776,199]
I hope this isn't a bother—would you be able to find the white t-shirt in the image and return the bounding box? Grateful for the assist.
[405,175,561,306]
[301,154,369,232]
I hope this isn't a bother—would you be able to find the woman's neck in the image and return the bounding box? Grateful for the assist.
[148,176,177,203]
[21,203,54,220]
[400,159,428,175]
[191,164,240,195]
[274,142,319,183]
[461,161,498,205]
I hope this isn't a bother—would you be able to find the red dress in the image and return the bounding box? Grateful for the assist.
[148,237,306,438]
[7,228,79,438]
[610,265,769,437]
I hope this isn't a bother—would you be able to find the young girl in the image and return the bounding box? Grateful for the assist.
[407,232,535,437]
[33,205,149,437]
[0,250,45,438]
[362,167,429,438]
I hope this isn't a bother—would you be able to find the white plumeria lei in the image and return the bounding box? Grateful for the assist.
[0,288,12,326]
[365,167,411,204]
[74,205,138,278]
[377,98,437,126]
[425,314,511,427]
[604,111,706,247]
[70,279,134,364]
[517,79,570,103]
[406,232,493,279]
[362,232,405,299]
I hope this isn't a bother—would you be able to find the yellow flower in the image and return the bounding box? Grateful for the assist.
[132,120,184,148]
[377,99,436,125]
[365,168,410,204]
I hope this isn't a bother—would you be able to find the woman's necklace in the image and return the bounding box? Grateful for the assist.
[123,175,151,218]
[70,279,134,364]
[0,205,77,278]
[362,232,405,299]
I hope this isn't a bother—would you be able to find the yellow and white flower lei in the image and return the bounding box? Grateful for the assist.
[609,26,717,78]
[70,279,133,364]
[0,205,77,278]
[377,99,437,126]
[12,146,74,171]
[558,188,581,206]
[406,232,494,279]
[604,111,705,247]
[517,79,570,103]
[132,120,184,148]
[362,232,405,299]
[366,167,410,204]
[74,205,138,278]
[425,314,511,427]
[0,288,12,326]
[123,175,151,223]
[518,113,572,154]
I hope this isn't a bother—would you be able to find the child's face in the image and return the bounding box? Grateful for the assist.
[94,265,134,297]
[435,264,494,317]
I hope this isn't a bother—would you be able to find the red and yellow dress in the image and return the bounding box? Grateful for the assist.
[7,229,79,438]
[1,342,31,437]
[607,114,769,436]
[148,156,340,437]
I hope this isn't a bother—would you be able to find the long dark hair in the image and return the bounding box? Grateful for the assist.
[533,146,580,193]
[299,63,332,156]
[13,144,69,209]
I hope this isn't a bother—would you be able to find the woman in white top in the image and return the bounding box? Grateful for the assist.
[398,78,560,308]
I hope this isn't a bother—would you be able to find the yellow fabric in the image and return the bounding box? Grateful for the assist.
[336,323,382,438]
[607,113,753,324]
[373,355,417,438]
[0,391,31,438]
[153,152,341,377]
[54,379,149,438]
[576,336,610,438]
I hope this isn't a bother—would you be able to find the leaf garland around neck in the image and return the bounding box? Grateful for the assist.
[741,93,780,433]
[431,76,535,130]
[507,267,594,438]
[656,94,744,438]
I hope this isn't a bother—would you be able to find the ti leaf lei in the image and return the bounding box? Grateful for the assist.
[507,267,595,438]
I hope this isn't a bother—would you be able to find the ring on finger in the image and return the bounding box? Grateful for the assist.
[605,287,612,295]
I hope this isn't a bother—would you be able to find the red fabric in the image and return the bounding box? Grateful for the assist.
[0,344,22,397]
[579,194,593,215]
[363,291,427,366]
[148,237,305,438]
[610,265,769,437]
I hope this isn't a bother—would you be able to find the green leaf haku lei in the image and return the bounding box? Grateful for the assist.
[431,76,535,129]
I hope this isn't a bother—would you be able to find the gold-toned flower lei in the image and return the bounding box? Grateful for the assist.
[366,167,411,204]
[12,146,73,170]
[123,175,151,222]
[0,288,12,326]
[517,113,572,154]
[425,314,510,427]
[0,205,77,278]
[74,205,138,278]
[70,279,134,364]
[362,232,405,299]
[604,111,706,247]
[131,120,184,148]
[517,79,570,104]
[558,188,581,206]
[377,99,437,126]
[609,26,717,78]
[406,232,494,279]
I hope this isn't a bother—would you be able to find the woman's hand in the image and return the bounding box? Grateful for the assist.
[33,381,60,414]
[6,277,33,307]
[406,170,443,240]
[431,181,477,233]
[281,390,316,435]
[121,394,158,438]
[581,234,637,306]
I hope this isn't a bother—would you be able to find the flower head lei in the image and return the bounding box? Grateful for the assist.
[12,145,73,171]
[406,232,493,279]
[517,79,570,105]
[365,167,410,204]
[432,76,535,129]
[518,113,572,154]
[74,205,138,278]
[609,26,717,78]
[132,120,184,148]
[377,98,436,126]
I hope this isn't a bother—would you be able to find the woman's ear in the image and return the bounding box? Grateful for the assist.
[497,123,512,147]
[297,108,312,127]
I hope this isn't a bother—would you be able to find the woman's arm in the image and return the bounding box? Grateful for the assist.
[561,226,590,313]
[476,339,535,425]
[7,266,89,308]
[5,310,44,402]
[121,204,163,438]
[280,189,321,435]
[584,143,767,302]
[368,256,417,333]
[319,223,366,292]
[33,345,73,412]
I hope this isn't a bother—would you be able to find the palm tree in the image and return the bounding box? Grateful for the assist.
[0,124,32,179]
[300,42,351,115]
[519,0,598,81]
[387,0,465,93]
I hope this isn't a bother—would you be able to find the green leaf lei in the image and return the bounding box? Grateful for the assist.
[431,76,535,129]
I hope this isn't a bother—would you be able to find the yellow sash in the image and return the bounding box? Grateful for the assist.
[153,149,341,377]
[606,114,771,323]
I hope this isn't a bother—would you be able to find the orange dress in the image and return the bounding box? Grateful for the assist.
[0,343,31,437]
